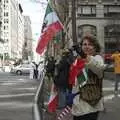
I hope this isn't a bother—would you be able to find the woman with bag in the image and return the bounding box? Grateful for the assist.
[71,35,105,120]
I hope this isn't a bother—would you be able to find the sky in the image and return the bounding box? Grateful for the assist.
[18,0,48,62]
[19,0,48,39]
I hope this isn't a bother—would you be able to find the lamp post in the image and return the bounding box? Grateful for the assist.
[72,0,77,45]
[2,41,5,70]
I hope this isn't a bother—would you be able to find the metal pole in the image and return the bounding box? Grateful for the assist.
[3,44,4,67]
[72,0,77,45]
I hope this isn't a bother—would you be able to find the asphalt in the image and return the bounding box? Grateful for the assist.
[98,72,120,120]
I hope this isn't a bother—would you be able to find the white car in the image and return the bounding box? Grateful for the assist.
[10,64,32,75]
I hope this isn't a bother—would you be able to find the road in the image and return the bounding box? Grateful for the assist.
[0,72,39,120]
[98,78,120,120]
[0,72,120,120]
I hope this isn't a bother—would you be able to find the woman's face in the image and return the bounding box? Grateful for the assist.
[82,39,95,56]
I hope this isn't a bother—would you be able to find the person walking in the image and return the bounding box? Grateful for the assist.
[111,49,120,96]
[71,35,105,120]
[34,62,38,79]
[37,61,44,80]
[29,62,36,79]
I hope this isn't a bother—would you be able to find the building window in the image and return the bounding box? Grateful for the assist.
[4,19,8,23]
[4,12,8,16]
[104,5,120,17]
[78,25,96,39]
[77,5,96,17]
[3,26,8,30]
[104,25,120,53]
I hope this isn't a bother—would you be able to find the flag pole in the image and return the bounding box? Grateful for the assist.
[72,0,77,45]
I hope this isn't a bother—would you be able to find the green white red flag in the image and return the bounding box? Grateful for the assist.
[36,3,63,54]
[48,84,58,112]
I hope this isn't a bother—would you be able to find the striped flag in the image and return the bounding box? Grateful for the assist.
[36,3,63,54]
[57,106,71,120]
[48,84,58,112]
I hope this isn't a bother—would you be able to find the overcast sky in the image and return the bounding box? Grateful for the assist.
[19,0,47,39]
[18,0,48,61]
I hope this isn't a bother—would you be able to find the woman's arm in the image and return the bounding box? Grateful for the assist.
[86,55,105,78]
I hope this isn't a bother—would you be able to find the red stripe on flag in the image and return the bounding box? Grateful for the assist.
[36,21,63,54]
[48,84,58,112]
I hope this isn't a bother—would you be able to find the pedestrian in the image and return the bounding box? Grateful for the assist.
[111,49,120,96]
[34,62,38,79]
[46,56,55,80]
[29,62,36,79]
[71,35,105,120]
[37,61,44,80]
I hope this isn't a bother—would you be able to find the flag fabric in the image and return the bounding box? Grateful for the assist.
[48,84,58,112]
[69,58,86,86]
[53,32,61,49]
[36,3,63,54]
[77,67,88,88]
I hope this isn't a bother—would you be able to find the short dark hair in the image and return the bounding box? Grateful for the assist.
[80,35,101,53]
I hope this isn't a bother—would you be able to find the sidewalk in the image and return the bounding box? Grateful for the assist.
[98,96,120,120]
[98,78,120,120]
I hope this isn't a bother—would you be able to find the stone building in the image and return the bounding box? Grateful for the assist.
[49,0,120,57]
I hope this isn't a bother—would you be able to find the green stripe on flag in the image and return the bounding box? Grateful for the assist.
[77,67,88,87]
[53,32,62,44]
[44,3,53,18]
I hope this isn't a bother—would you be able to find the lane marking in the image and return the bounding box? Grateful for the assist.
[0,93,35,98]
[103,87,120,91]
[104,94,120,102]
[0,101,33,108]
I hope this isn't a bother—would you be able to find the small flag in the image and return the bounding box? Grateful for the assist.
[48,84,58,112]
[36,3,63,55]
[57,106,71,120]
[69,58,86,86]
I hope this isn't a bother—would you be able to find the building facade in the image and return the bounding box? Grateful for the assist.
[1,0,24,61]
[23,16,33,61]
[50,0,120,56]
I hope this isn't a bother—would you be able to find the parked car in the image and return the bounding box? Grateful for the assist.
[10,64,32,75]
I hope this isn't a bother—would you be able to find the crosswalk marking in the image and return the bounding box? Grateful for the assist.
[103,87,120,91]
[104,94,120,102]
[0,93,34,98]
[0,101,32,108]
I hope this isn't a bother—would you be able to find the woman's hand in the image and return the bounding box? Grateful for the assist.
[85,55,91,63]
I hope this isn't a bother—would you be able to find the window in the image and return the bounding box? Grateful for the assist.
[3,26,8,30]
[4,19,8,23]
[78,25,96,38]
[104,5,120,17]
[4,12,8,16]
[77,5,96,17]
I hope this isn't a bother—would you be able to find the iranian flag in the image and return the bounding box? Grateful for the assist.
[36,3,63,54]
[48,84,58,112]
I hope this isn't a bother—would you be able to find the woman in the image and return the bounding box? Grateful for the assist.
[72,36,105,120]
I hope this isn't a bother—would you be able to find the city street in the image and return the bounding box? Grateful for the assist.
[0,72,39,120]
[0,71,120,120]
[98,74,120,120]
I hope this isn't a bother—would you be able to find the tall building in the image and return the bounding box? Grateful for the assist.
[17,4,24,59]
[23,16,33,61]
[1,0,24,60]
[0,0,3,66]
